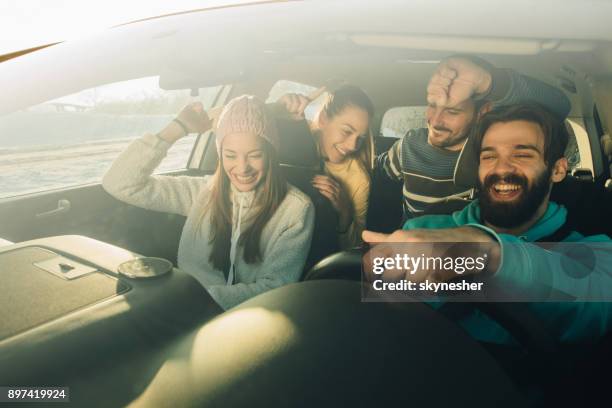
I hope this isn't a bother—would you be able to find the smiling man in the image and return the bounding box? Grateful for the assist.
[364,104,612,344]
[378,56,571,221]
[476,107,568,236]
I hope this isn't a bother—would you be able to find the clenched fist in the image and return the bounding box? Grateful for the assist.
[427,57,493,108]
[276,93,312,120]
[175,102,212,134]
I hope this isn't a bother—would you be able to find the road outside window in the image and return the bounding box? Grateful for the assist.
[0,78,221,199]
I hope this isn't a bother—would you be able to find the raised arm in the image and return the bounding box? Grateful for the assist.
[427,56,571,119]
[102,103,212,216]
[487,68,571,119]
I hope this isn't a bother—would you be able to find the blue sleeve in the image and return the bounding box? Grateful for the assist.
[490,69,571,119]
[470,224,612,343]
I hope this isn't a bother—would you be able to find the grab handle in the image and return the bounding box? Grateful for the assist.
[36,199,71,218]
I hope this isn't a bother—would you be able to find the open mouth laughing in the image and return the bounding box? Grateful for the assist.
[233,173,258,185]
[487,179,525,201]
[334,145,348,157]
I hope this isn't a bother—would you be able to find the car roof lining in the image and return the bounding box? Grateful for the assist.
[3,1,612,117]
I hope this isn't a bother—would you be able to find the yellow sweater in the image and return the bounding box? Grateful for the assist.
[324,158,370,249]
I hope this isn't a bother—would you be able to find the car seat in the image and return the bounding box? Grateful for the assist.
[366,136,404,232]
[275,118,340,273]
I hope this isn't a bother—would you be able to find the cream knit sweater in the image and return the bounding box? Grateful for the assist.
[102,133,315,309]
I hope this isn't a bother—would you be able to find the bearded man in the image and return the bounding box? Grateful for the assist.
[364,103,612,344]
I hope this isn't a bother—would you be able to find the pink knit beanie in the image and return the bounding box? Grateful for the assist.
[215,95,279,152]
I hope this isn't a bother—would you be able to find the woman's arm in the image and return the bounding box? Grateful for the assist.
[102,103,212,216]
[339,181,370,249]
[311,175,354,232]
[206,200,316,309]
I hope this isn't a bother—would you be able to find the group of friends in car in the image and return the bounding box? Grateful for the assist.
[103,55,612,345]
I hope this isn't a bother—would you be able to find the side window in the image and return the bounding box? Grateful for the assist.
[0,77,221,199]
[380,106,427,138]
[266,80,326,121]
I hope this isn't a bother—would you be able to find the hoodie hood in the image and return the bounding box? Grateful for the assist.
[453,199,568,242]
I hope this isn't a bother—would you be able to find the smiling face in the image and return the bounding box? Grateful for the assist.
[477,120,566,230]
[317,105,370,164]
[426,99,477,151]
[221,131,267,192]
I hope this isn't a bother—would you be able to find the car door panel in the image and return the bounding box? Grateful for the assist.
[0,181,188,264]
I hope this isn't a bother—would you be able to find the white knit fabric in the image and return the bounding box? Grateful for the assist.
[102,133,315,309]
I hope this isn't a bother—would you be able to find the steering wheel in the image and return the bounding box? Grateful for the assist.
[304,249,559,355]
[131,253,564,407]
[132,279,525,407]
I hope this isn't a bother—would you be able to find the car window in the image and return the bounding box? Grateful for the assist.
[380,106,428,138]
[0,77,221,199]
[266,80,326,121]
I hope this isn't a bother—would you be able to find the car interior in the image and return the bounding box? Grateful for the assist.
[1,1,612,406]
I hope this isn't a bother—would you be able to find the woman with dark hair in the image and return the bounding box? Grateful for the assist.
[103,96,315,309]
[277,85,375,248]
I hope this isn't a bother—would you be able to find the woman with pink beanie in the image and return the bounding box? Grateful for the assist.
[103,95,315,309]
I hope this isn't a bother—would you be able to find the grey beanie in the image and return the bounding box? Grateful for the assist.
[215,95,279,152]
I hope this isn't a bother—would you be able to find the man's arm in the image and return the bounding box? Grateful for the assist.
[363,226,612,343]
[428,56,571,119]
[485,231,612,343]
[487,68,571,119]
[375,137,404,182]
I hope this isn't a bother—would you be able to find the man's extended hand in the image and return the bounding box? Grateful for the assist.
[427,57,493,108]
[362,227,500,283]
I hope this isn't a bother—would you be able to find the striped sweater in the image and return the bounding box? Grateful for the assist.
[382,128,473,217]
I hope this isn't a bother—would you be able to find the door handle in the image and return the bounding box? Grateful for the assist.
[36,199,71,218]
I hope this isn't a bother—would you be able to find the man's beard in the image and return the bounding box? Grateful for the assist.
[478,168,552,229]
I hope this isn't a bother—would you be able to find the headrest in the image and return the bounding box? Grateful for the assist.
[275,118,321,168]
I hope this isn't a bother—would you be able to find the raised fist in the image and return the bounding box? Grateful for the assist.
[427,57,493,108]
[276,93,312,120]
[175,102,212,134]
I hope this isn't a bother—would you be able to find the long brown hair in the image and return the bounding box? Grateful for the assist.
[201,140,287,272]
[319,84,375,174]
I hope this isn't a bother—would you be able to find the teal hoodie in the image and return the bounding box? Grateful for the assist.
[403,200,612,344]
